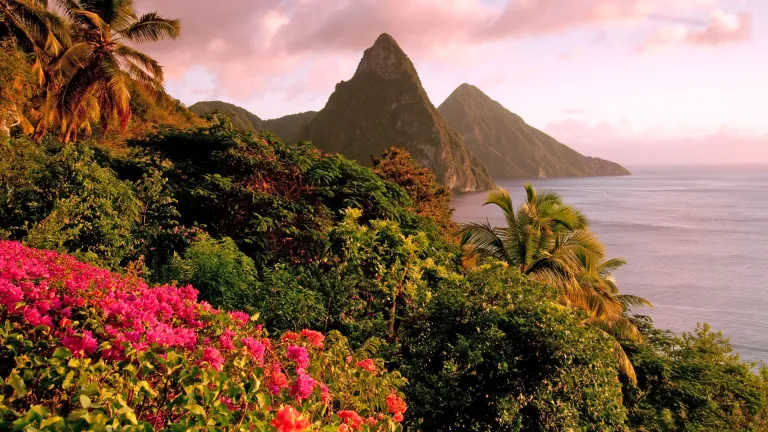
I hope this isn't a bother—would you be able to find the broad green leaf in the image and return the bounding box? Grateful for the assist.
[184,403,206,417]
[80,394,91,409]
[8,371,26,396]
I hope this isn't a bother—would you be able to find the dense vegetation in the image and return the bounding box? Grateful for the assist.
[2,1,768,431]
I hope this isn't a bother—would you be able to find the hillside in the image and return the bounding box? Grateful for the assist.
[438,83,630,178]
[189,100,263,132]
[263,111,317,143]
[303,34,494,192]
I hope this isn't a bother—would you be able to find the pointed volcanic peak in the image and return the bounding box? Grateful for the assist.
[439,84,630,179]
[189,101,263,133]
[303,33,493,192]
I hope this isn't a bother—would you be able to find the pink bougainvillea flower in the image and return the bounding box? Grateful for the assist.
[202,347,225,371]
[241,337,266,365]
[290,370,315,401]
[61,329,99,358]
[286,345,309,369]
[229,311,250,327]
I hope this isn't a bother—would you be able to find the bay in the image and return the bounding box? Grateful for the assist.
[452,166,768,364]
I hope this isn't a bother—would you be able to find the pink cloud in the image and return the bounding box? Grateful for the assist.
[638,8,751,52]
[545,119,768,165]
[132,0,753,110]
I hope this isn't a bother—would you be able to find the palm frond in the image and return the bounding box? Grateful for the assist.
[120,12,179,43]
[116,43,163,81]
[617,294,653,310]
[459,220,509,263]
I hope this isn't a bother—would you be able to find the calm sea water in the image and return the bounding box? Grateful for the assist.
[452,166,768,364]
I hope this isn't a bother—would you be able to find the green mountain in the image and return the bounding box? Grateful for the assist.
[189,101,262,132]
[438,83,630,178]
[263,111,317,144]
[303,34,494,192]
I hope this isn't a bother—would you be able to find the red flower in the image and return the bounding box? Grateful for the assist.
[281,331,299,342]
[337,410,364,430]
[271,405,310,432]
[300,329,325,349]
[386,391,407,423]
[356,358,377,374]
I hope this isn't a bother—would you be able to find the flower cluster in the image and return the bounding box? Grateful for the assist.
[0,241,406,431]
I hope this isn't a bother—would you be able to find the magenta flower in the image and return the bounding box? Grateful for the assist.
[61,330,99,358]
[290,371,315,401]
[229,311,250,326]
[202,347,225,371]
[286,345,310,370]
[241,337,266,365]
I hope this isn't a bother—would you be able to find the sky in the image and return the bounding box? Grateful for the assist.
[136,0,768,166]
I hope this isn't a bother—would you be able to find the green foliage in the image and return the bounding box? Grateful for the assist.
[622,316,768,431]
[130,123,417,266]
[0,136,139,268]
[160,235,259,312]
[401,262,628,431]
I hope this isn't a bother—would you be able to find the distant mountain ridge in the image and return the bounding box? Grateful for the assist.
[438,83,630,178]
[189,101,262,132]
[263,111,317,144]
[302,34,494,192]
[189,102,316,144]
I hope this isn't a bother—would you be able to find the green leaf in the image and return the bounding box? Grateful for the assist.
[80,394,91,409]
[52,347,72,359]
[62,370,75,389]
[184,403,206,418]
[40,416,64,428]
[123,410,138,425]
[8,371,26,396]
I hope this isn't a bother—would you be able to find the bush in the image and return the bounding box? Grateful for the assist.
[159,235,260,312]
[373,147,456,236]
[128,124,421,266]
[0,241,408,431]
[401,263,627,431]
[0,137,139,269]
[622,316,768,431]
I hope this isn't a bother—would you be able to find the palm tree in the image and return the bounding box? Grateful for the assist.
[40,0,179,142]
[0,0,69,81]
[460,185,652,383]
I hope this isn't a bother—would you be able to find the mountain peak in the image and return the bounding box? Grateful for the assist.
[438,85,630,179]
[304,35,494,192]
[355,33,416,80]
[373,32,397,47]
[449,83,491,101]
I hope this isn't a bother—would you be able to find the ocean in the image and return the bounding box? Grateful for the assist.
[451,166,768,364]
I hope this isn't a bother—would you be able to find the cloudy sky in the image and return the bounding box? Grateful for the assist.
[136,0,767,166]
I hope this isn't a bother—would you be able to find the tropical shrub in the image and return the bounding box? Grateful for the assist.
[159,235,260,312]
[622,316,768,431]
[372,147,456,236]
[0,241,408,430]
[128,123,420,266]
[401,262,627,431]
[0,137,139,269]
